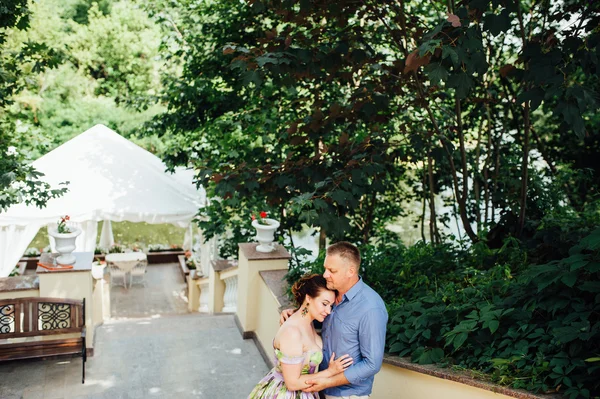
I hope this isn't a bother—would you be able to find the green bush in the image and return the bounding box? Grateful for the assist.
[387,228,600,398]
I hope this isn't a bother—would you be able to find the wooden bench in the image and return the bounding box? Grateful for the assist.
[0,297,86,383]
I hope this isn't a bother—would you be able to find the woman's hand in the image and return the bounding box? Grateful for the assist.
[326,352,353,375]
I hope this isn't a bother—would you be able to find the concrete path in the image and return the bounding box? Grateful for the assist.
[0,263,270,399]
[109,262,189,318]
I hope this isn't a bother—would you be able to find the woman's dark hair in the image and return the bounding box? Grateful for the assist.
[291,273,334,308]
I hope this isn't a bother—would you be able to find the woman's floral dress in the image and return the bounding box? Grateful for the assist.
[247,348,323,399]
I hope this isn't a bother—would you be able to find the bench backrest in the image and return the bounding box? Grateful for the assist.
[0,297,85,339]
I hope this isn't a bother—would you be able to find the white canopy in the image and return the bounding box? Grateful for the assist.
[0,124,205,277]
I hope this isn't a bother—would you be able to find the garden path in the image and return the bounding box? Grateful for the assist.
[110,262,189,318]
[0,263,269,399]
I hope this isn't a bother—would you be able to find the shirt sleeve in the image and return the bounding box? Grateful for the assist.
[343,306,388,384]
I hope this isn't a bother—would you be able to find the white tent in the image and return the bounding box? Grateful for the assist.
[0,124,206,277]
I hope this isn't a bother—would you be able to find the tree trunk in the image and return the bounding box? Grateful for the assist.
[427,152,440,244]
[319,229,327,252]
[516,0,531,237]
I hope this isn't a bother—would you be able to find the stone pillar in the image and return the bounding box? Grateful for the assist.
[208,261,225,313]
[187,275,200,312]
[92,278,110,328]
[236,243,290,336]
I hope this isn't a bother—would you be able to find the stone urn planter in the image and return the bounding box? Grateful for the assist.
[252,218,280,253]
[91,260,107,280]
[48,227,81,265]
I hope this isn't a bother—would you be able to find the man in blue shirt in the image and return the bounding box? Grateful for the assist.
[282,241,388,398]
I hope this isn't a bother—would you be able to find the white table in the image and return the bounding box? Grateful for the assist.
[105,252,147,288]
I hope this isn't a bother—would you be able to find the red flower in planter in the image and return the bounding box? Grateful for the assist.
[252,211,272,226]
[57,215,72,234]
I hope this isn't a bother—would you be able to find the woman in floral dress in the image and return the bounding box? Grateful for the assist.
[247,274,353,399]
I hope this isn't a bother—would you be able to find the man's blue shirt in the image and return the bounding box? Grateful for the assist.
[321,278,388,396]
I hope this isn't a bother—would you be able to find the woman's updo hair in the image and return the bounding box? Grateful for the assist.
[291,273,333,308]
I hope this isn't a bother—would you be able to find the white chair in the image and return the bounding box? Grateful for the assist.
[129,261,148,287]
[108,263,128,288]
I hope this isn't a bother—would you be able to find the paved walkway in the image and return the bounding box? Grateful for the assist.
[0,264,269,399]
[110,262,189,318]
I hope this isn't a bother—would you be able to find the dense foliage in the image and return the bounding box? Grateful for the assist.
[0,0,67,211]
[150,0,599,252]
[383,227,600,398]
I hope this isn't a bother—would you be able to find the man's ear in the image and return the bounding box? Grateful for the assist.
[346,264,357,277]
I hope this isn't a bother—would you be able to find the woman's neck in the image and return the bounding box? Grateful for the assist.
[292,307,315,326]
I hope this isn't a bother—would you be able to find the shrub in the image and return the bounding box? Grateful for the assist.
[387,228,600,398]
[23,247,41,257]
[108,244,125,254]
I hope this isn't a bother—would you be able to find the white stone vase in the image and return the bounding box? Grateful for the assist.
[91,261,106,280]
[252,218,280,253]
[48,227,81,265]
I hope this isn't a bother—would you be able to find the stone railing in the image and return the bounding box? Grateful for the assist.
[188,258,239,313]
[220,268,238,313]
[197,278,209,313]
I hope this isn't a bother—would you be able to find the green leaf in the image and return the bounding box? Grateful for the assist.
[579,281,600,293]
[242,70,263,87]
[430,348,444,362]
[424,63,449,85]
[482,8,511,36]
[418,39,441,56]
[560,271,578,288]
[553,326,581,343]
[330,190,348,206]
[561,103,585,139]
[588,262,600,273]
[447,72,474,99]
[389,342,405,353]
[313,198,329,210]
[442,46,459,67]
[299,209,318,224]
[489,320,500,334]
[453,332,468,350]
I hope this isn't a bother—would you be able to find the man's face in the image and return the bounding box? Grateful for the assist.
[323,253,350,292]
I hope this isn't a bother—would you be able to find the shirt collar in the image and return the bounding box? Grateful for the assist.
[342,276,364,302]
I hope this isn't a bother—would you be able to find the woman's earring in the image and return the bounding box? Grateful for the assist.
[301,304,309,317]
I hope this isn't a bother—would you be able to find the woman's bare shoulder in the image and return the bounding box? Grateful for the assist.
[274,321,303,350]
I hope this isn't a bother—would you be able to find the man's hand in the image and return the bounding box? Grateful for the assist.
[279,308,295,326]
[302,377,329,393]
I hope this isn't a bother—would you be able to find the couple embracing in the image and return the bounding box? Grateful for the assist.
[247,241,388,399]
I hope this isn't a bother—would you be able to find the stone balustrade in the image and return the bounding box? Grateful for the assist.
[220,269,238,313]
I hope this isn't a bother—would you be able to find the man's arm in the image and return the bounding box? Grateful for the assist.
[304,307,388,392]
[342,307,388,384]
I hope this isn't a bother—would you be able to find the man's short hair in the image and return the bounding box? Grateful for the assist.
[326,241,361,269]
